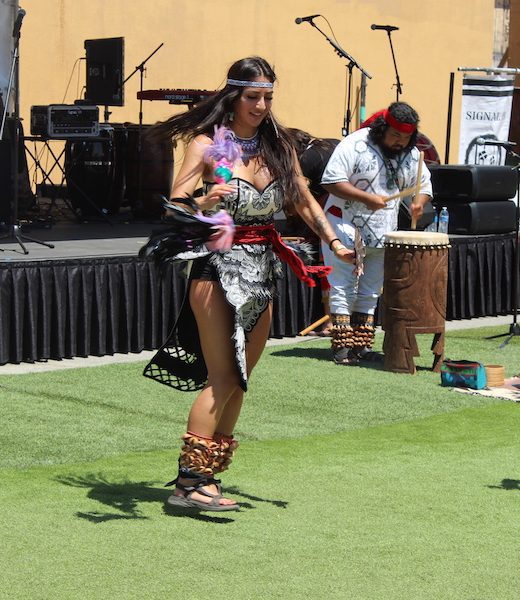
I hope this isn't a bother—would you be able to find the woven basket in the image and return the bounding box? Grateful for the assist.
[485,364,505,387]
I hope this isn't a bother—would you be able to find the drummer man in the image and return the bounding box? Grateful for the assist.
[321,101,433,365]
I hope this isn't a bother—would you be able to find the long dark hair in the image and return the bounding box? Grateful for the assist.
[151,56,301,211]
[368,101,419,149]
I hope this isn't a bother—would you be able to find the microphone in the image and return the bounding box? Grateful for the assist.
[371,24,399,32]
[13,8,26,37]
[476,137,516,148]
[295,14,321,24]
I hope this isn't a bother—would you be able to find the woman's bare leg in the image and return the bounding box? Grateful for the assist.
[215,302,273,435]
[174,280,272,507]
[185,280,242,436]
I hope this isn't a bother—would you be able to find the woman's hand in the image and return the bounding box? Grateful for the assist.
[330,239,356,264]
[198,182,237,210]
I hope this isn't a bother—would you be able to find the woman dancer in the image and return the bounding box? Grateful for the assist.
[148,56,354,511]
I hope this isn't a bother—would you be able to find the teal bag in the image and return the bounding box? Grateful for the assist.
[440,359,487,390]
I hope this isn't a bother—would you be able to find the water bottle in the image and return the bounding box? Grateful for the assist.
[438,206,449,234]
[425,212,438,232]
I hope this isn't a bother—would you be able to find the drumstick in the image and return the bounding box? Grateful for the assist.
[384,152,425,206]
[411,151,424,230]
[384,186,417,202]
[299,314,330,336]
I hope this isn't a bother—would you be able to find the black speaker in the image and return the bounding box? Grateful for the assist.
[441,200,516,234]
[0,118,34,225]
[84,37,124,106]
[429,165,517,200]
[64,124,121,217]
[0,123,12,225]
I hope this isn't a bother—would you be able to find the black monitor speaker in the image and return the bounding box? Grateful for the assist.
[439,200,516,234]
[0,118,35,225]
[84,37,124,106]
[429,165,517,200]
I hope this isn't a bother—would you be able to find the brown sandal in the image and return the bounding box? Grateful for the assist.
[166,477,239,512]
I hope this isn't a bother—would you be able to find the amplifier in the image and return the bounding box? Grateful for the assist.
[441,200,516,234]
[429,165,517,200]
[30,105,100,138]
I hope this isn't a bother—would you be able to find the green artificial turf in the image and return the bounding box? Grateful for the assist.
[1,325,520,599]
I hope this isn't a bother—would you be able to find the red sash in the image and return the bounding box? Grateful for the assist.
[233,224,332,288]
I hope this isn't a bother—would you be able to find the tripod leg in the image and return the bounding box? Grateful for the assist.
[499,334,514,349]
[0,225,29,254]
[0,224,54,253]
[18,233,54,248]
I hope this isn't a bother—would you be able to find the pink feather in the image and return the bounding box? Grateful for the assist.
[196,209,235,251]
[203,126,242,183]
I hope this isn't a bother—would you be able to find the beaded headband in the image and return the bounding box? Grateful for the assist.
[383,109,416,134]
[226,78,274,88]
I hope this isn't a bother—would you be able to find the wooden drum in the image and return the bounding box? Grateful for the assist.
[381,231,450,374]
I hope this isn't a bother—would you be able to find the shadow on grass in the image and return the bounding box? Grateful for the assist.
[272,346,438,374]
[56,474,164,522]
[271,346,389,371]
[55,474,288,524]
[270,346,331,362]
[224,486,288,509]
[487,478,520,491]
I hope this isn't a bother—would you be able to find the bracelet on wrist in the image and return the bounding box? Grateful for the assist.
[328,238,341,251]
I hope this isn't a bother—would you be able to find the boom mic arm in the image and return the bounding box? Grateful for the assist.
[476,137,516,148]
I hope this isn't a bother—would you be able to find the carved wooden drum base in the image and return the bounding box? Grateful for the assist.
[381,231,450,374]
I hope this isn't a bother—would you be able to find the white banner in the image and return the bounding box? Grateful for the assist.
[458,74,515,165]
[0,0,18,114]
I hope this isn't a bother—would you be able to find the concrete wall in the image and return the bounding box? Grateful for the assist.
[19,0,495,164]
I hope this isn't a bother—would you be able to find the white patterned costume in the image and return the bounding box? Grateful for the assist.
[145,177,284,392]
[321,127,432,316]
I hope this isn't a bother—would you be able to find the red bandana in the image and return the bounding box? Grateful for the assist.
[383,109,416,134]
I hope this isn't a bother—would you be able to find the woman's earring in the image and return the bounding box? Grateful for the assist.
[227,111,234,123]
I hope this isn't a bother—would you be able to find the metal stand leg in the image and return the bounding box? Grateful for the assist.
[0,12,54,254]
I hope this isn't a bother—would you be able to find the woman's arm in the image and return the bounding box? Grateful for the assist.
[170,135,235,211]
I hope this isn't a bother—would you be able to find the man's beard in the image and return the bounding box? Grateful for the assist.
[381,145,403,158]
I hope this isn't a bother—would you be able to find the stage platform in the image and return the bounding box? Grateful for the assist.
[0,220,161,261]
[0,218,517,365]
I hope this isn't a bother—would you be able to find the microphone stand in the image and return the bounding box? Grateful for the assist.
[485,151,520,347]
[0,11,54,254]
[120,43,163,217]
[384,29,402,101]
[306,20,372,136]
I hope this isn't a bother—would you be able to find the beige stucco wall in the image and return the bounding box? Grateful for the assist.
[19,0,495,164]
